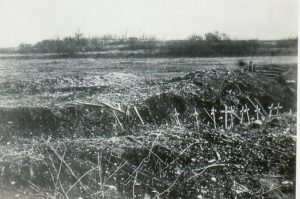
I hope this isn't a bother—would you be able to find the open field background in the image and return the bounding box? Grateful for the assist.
[0,56,297,107]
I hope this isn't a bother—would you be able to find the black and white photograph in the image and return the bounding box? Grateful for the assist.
[0,0,298,198]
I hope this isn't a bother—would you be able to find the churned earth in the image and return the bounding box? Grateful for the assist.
[0,56,297,198]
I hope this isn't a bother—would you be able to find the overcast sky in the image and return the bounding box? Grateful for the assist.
[0,0,298,47]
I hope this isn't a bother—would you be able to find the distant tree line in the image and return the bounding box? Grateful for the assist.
[4,31,299,57]
[161,32,297,57]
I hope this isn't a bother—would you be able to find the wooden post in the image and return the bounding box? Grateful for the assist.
[125,106,131,126]
[230,106,234,128]
[192,108,199,129]
[211,107,217,129]
[249,61,254,71]
[218,116,224,129]
[126,106,131,118]
[240,106,244,124]
[174,108,181,127]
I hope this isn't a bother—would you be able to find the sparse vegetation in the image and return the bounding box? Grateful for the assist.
[0,31,297,57]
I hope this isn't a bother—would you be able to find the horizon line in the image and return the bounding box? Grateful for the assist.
[0,32,298,49]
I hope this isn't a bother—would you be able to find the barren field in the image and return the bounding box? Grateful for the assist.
[0,56,297,199]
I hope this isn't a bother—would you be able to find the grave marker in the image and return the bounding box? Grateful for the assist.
[254,105,261,120]
[244,105,250,124]
[268,103,274,117]
[275,103,282,115]
[221,105,229,129]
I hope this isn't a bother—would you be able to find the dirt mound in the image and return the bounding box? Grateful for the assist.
[136,68,296,126]
[0,114,295,198]
[0,67,296,198]
[0,68,296,140]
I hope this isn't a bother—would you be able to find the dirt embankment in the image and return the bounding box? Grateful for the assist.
[0,67,296,140]
[0,66,296,198]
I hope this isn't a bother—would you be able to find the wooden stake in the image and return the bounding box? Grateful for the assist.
[204,108,214,122]
[192,108,199,129]
[112,110,124,130]
[230,106,234,128]
[174,108,181,127]
[134,106,144,125]
[240,106,244,124]
[126,106,131,118]
[211,107,217,129]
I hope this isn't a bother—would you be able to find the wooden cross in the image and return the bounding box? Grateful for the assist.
[221,105,229,129]
[268,103,274,117]
[274,103,282,115]
[244,105,250,124]
[254,105,261,120]
[174,108,181,127]
[192,108,199,129]
[211,107,217,129]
